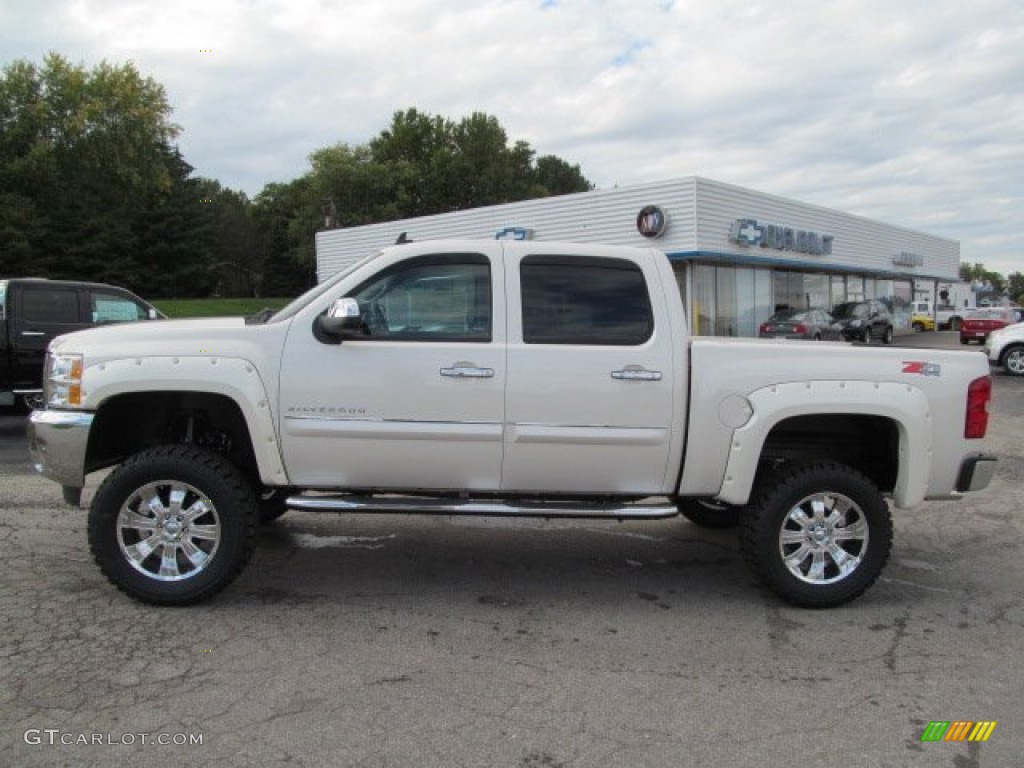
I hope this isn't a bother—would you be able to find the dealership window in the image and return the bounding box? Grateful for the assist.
[692,264,715,336]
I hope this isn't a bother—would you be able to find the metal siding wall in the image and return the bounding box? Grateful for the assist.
[693,178,959,279]
[315,176,958,282]
[316,179,700,281]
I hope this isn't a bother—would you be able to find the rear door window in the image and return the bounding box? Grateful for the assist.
[520,255,654,345]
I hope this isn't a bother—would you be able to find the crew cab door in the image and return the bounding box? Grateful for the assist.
[279,245,506,490]
[502,245,678,495]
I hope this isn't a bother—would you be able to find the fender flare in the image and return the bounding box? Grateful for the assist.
[716,380,931,509]
[84,356,288,486]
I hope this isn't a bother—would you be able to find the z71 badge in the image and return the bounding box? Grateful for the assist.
[902,361,942,377]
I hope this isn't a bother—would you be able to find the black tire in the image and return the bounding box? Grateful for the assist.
[88,445,257,605]
[1001,345,1024,376]
[912,322,924,333]
[259,487,293,524]
[740,461,892,608]
[678,498,742,529]
[813,333,822,342]
[882,326,894,345]
[861,328,871,344]
[960,337,970,345]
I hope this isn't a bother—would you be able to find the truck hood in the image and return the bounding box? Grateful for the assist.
[50,317,250,357]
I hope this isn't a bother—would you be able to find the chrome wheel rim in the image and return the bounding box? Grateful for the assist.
[117,481,222,581]
[1006,349,1024,375]
[778,492,868,585]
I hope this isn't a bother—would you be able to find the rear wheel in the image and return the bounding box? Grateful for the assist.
[882,326,894,345]
[88,445,257,605]
[740,461,892,607]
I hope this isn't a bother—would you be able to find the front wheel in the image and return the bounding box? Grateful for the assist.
[88,445,257,605]
[740,461,892,607]
[882,326,894,345]
[1002,345,1024,376]
[861,328,871,344]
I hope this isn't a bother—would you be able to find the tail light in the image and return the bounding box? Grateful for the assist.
[965,376,991,439]
[759,323,770,333]
[793,324,807,334]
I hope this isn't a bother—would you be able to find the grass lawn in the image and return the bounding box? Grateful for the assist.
[152,297,293,318]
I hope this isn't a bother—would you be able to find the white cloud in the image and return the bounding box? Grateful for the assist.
[2,0,1022,274]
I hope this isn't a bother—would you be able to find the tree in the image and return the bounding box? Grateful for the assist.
[0,53,212,294]
[1007,272,1024,305]
[251,108,594,285]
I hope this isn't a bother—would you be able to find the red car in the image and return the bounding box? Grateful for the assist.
[960,308,1019,345]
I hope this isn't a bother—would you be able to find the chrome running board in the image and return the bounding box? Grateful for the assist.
[285,494,678,520]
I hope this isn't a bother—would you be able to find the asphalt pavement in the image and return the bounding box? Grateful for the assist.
[1,331,1021,767]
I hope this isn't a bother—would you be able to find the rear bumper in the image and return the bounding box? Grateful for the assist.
[28,410,95,489]
[956,453,998,493]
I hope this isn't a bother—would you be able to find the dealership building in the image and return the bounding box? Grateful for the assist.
[315,176,960,336]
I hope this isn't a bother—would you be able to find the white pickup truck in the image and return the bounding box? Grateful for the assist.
[28,239,997,608]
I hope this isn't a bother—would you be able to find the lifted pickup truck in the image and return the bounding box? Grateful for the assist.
[28,240,997,607]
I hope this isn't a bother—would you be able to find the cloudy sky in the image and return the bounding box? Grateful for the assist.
[3,0,1022,275]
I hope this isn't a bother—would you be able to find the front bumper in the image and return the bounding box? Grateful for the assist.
[28,410,95,490]
[955,453,998,493]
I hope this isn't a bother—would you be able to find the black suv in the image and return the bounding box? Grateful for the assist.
[831,300,894,344]
[1,278,161,409]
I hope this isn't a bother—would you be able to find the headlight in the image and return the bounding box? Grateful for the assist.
[46,353,84,408]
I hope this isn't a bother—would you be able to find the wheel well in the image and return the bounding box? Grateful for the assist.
[758,414,899,493]
[85,392,260,484]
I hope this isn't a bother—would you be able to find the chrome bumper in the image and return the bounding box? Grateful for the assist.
[28,410,95,490]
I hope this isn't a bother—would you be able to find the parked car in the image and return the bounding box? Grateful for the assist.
[830,300,894,344]
[959,308,1018,345]
[985,321,1024,376]
[911,313,935,332]
[1,278,161,409]
[758,307,837,340]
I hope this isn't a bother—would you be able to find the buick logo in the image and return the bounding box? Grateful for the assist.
[637,205,668,238]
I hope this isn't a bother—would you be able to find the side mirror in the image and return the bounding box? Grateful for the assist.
[316,297,363,340]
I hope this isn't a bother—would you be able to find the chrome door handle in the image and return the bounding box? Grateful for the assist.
[440,366,495,379]
[611,368,663,382]
[21,331,45,337]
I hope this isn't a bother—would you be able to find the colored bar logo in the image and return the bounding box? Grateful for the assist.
[921,721,997,742]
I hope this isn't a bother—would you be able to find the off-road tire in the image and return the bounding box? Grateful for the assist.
[88,445,257,605]
[740,461,892,608]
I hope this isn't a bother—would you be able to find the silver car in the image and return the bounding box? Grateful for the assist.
[759,308,838,341]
